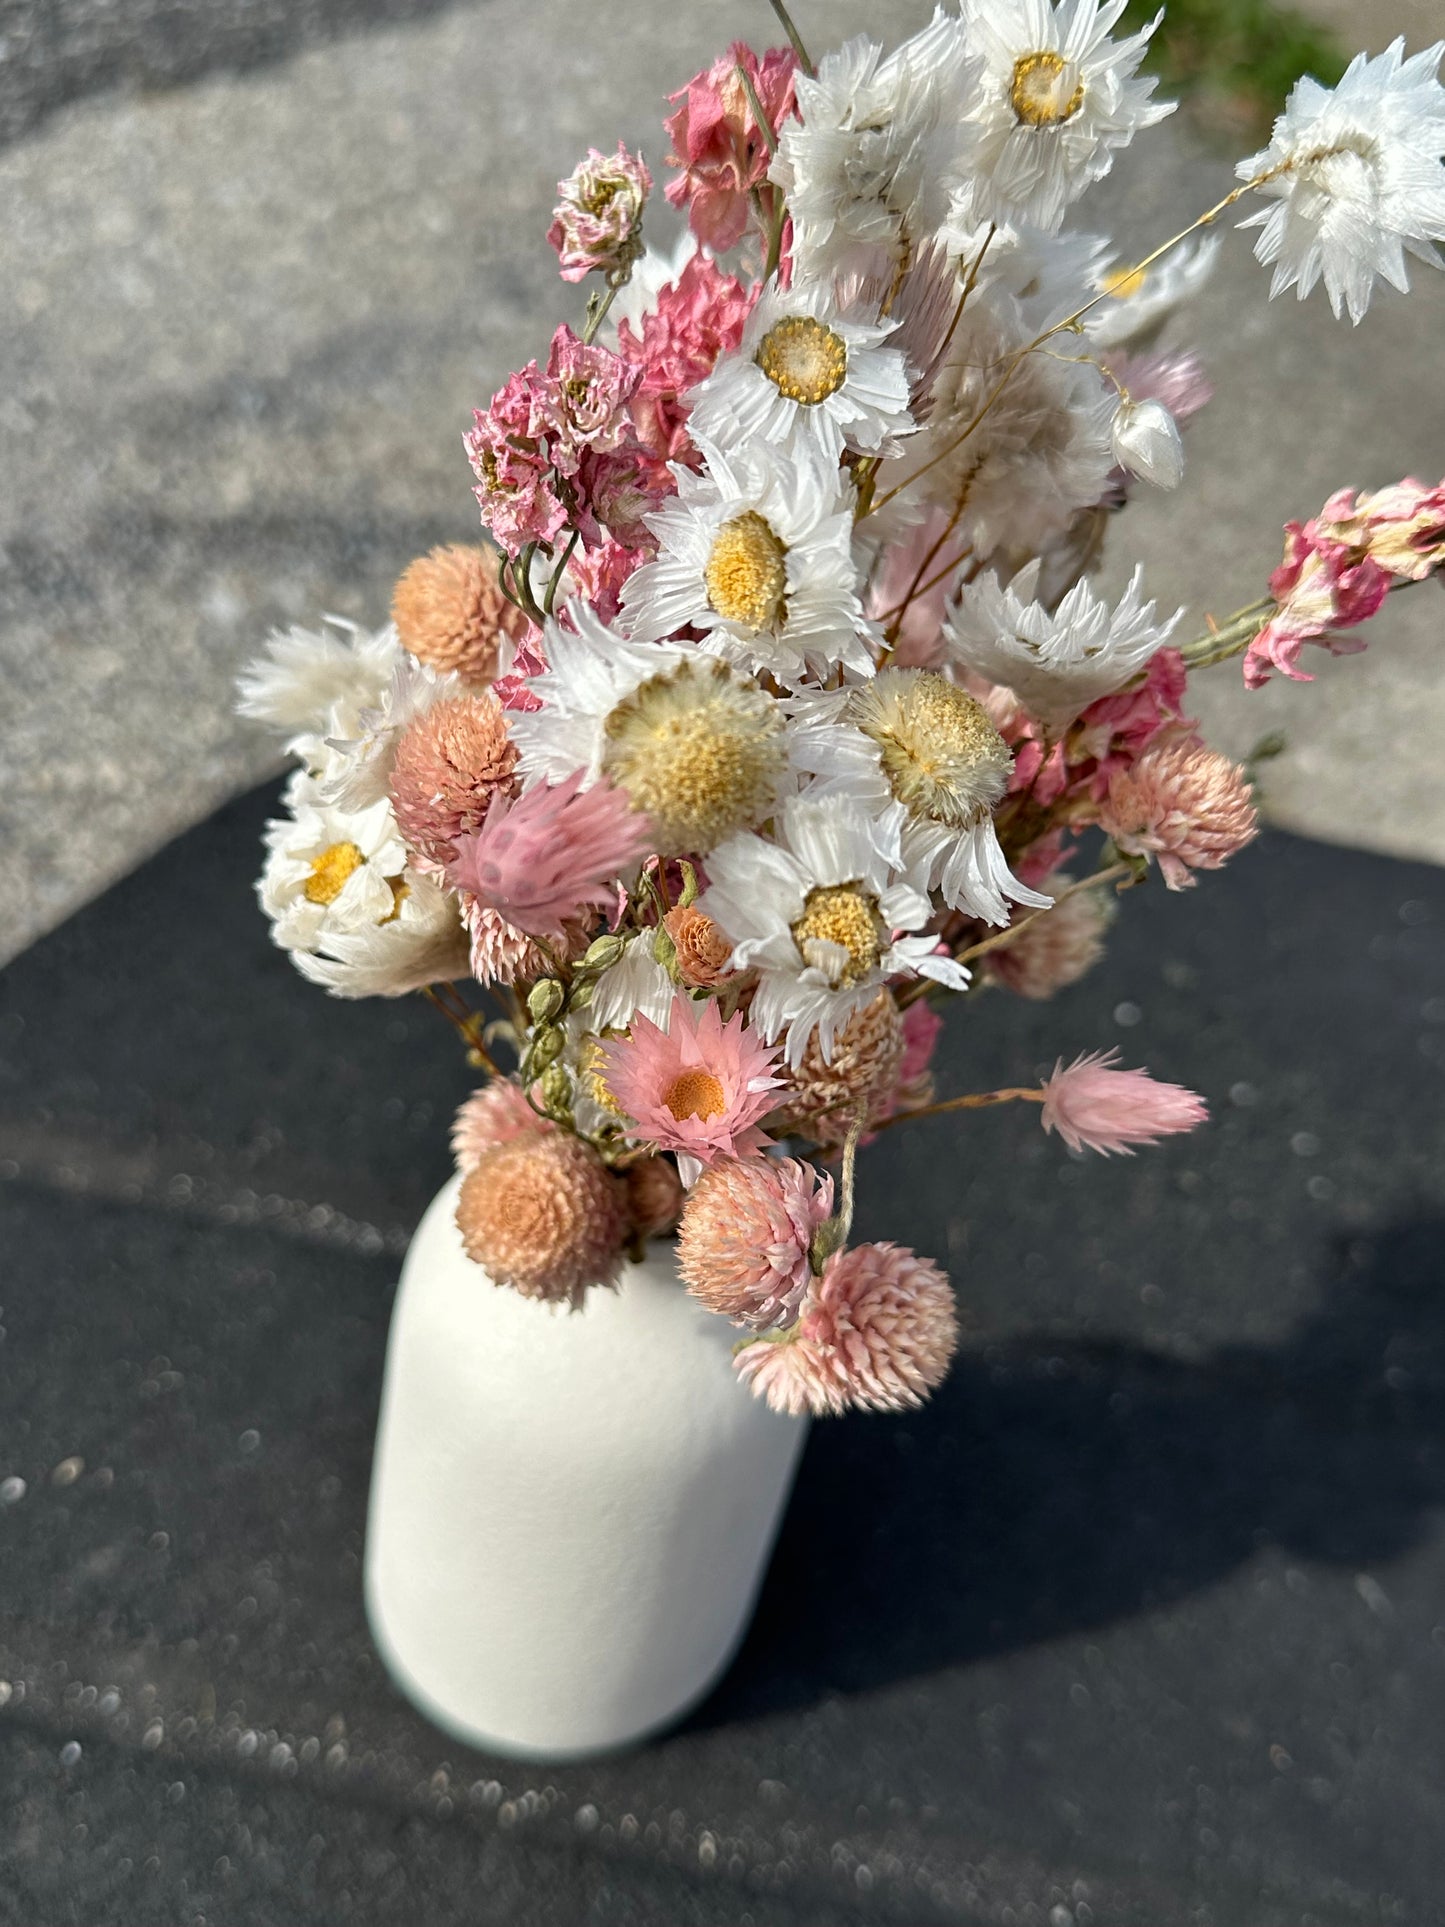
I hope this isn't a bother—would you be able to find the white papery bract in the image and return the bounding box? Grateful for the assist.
[699,792,967,1066]
[1110,396,1184,489]
[954,0,1173,232]
[686,281,915,468]
[772,12,980,284]
[236,617,403,734]
[506,602,696,785]
[945,560,1180,730]
[621,443,875,689]
[1236,38,1445,324]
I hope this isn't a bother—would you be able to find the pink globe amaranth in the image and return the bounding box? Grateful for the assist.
[676,1156,834,1330]
[451,1080,548,1175]
[1100,737,1258,890]
[735,1242,959,1417]
[388,691,519,871]
[455,1129,628,1310]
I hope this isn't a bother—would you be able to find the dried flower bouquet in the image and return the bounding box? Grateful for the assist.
[241,3,1445,1419]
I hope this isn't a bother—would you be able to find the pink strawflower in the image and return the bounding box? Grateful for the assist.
[547,144,651,284]
[1040,1048,1207,1156]
[616,253,757,475]
[677,1155,834,1328]
[449,772,651,940]
[663,42,798,250]
[735,1242,958,1417]
[388,691,519,870]
[1100,737,1258,889]
[452,1079,547,1174]
[1246,502,1390,688]
[464,363,571,557]
[600,994,783,1183]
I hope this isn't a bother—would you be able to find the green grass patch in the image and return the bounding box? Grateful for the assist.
[1125,0,1348,136]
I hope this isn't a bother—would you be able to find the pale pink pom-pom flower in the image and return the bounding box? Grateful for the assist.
[1040,1048,1207,1156]
[677,1156,834,1329]
[451,1079,547,1174]
[448,772,652,939]
[388,691,519,870]
[455,1129,628,1309]
[1100,737,1258,890]
[735,1242,958,1417]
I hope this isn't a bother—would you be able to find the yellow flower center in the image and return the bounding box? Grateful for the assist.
[791,885,885,987]
[754,315,849,406]
[1103,264,1148,300]
[853,670,1012,829]
[603,660,785,853]
[304,841,365,905]
[664,1068,728,1122]
[1010,50,1084,127]
[704,511,788,630]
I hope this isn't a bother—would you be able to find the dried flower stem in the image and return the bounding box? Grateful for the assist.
[421,983,502,1076]
[768,0,816,77]
[872,1086,1044,1134]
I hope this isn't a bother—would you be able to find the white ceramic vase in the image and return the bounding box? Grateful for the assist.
[365,1173,810,1761]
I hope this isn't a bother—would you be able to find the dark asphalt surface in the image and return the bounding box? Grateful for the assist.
[1,781,1444,1923]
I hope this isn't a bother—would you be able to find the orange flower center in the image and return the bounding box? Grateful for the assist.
[663,1068,728,1121]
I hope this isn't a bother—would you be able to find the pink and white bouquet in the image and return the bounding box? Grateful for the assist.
[241,5,1445,1418]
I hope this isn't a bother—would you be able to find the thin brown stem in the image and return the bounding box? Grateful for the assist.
[421,984,501,1077]
[872,1086,1044,1134]
[955,861,1136,968]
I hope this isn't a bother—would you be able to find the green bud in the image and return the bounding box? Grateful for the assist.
[652,925,679,976]
[528,1024,565,1071]
[527,979,565,1023]
[539,1063,573,1116]
[676,860,699,909]
[580,933,627,974]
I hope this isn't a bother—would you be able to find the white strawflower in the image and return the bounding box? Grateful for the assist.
[1236,38,1445,323]
[1087,234,1221,347]
[944,561,1181,730]
[237,617,401,733]
[1110,396,1184,488]
[621,442,876,689]
[510,603,787,854]
[308,651,448,811]
[954,0,1173,232]
[699,792,968,1067]
[787,674,1050,925]
[686,281,915,469]
[771,12,979,284]
[259,779,466,997]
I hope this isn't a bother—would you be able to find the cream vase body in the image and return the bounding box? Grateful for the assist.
[365,1174,810,1760]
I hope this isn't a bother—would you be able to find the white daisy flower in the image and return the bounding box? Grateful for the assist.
[787,672,1050,925]
[1235,37,1445,324]
[259,780,466,997]
[699,792,968,1067]
[771,12,980,284]
[944,560,1181,731]
[309,650,448,811]
[955,0,1173,232]
[621,442,876,689]
[1087,233,1221,348]
[509,602,788,853]
[685,281,915,469]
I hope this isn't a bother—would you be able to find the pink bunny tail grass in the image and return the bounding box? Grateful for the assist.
[735,1242,959,1417]
[1040,1048,1207,1156]
[448,772,651,939]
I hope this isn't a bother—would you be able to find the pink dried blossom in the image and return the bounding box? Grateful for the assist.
[663,42,798,250]
[562,537,651,623]
[464,363,570,557]
[1100,737,1258,889]
[452,1080,547,1174]
[456,1129,627,1308]
[677,1155,834,1328]
[1040,1048,1207,1156]
[449,772,652,939]
[615,252,756,475]
[662,905,735,987]
[735,1242,958,1416]
[985,873,1110,1000]
[541,327,642,475]
[1104,350,1214,428]
[570,443,664,550]
[600,994,782,1182]
[1343,476,1445,580]
[548,144,651,284]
